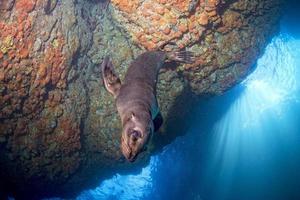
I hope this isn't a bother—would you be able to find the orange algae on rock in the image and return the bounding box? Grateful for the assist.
[0,10,36,119]
[0,0,86,194]
[110,0,140,13]
[110,0,221,50]
[110,0,282,95]
[0,3,67,119]
[16,0,36,13]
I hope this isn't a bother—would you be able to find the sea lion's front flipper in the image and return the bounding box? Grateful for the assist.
[101,56,121,98]
[153,112,163,132]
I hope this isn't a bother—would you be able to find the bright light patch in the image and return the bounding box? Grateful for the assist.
[247,80,282,104]
[240,34,298,127]
[204,33,300,198]
[76,157,158,200]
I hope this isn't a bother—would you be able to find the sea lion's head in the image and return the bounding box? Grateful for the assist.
[121,112,153,162]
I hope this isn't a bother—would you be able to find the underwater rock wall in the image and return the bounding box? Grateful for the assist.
[0,0,88,195]
[0,0,282,198]
[111,0,283,94]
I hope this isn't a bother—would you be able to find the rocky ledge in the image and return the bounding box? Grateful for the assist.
[0,0,283,199]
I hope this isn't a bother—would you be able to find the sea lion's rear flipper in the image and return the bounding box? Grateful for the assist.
[166,50,195,64]
[101,56,121,98]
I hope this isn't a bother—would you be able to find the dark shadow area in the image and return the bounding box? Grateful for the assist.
[281,0,300,39]
[152,86,199,151]
[152,82,246,154]
[152,89,204,151]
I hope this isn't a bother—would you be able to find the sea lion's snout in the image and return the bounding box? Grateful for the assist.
[121,129,145,162]
[121,116,153,162]
[121,140,137,162]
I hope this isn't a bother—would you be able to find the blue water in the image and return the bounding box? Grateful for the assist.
[41,3,300,200]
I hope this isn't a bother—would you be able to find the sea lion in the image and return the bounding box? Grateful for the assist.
[101,50,194,162]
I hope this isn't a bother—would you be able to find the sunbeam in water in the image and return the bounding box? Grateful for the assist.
[44,12,300,200]
[200,33,300,200]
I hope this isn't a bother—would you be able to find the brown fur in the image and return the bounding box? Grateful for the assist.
[116,51,165,161]
[101,50,193,162]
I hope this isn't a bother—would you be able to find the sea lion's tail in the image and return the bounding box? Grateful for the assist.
[165,50,195,64]
[101,56,121,98]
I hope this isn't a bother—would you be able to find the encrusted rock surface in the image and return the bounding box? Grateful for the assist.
[0,0,283,198]
[111,0,283,94]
